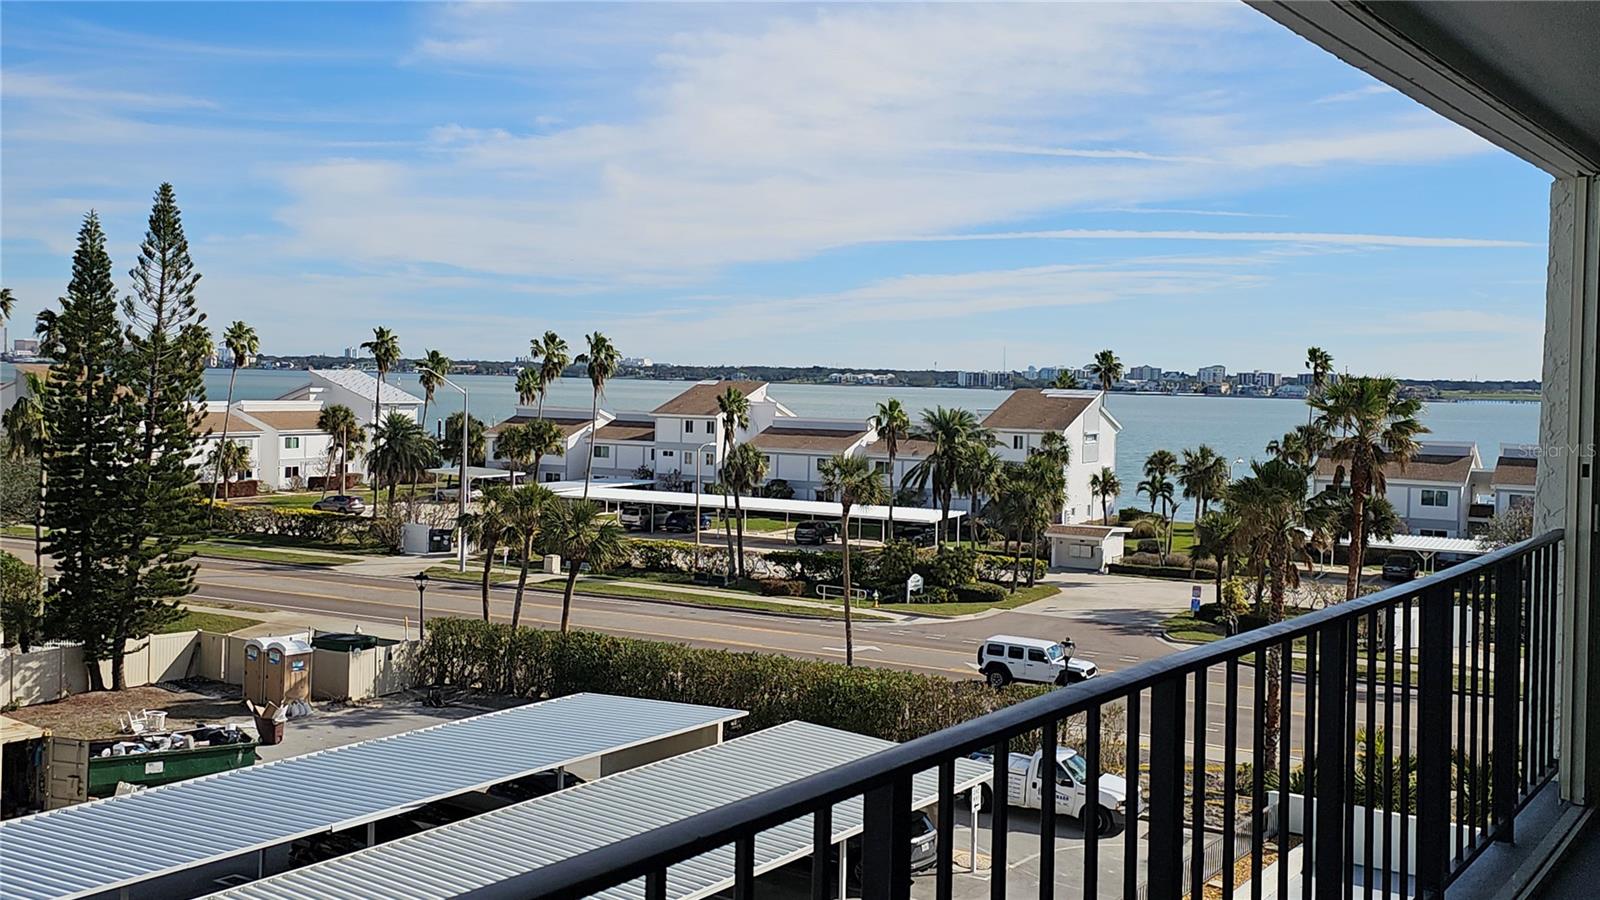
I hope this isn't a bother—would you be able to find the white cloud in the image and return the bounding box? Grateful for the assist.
[1314,84,1396,104]
[891,229,1534,249]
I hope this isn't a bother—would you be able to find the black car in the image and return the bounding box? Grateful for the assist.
[1381,554,1420,582]
[793,520,839,545]
[661,510,714,533]
[896,525,936,547]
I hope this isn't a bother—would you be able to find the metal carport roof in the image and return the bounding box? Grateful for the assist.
[552,485,964,525]
[0,693,744,900]
[1340,534,1487,556]
[203,720,991,900]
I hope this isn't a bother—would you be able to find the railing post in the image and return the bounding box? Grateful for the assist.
[1494,556,1523,841]
[1147,678,1185,900]
[1313,620,1348,898]
[862,773,913,900]
[1418,583,1455,898]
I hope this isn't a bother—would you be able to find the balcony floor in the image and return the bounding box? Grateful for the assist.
[1541,814,1600,898]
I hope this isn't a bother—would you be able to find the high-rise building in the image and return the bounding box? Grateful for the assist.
[1198,364,1228,384]
[1128,364,1162,382]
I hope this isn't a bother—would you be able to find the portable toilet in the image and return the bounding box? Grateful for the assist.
[243,635,313,706]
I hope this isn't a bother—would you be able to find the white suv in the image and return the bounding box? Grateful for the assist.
[978,635,1097,688]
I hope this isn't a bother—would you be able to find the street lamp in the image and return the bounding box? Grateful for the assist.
[417,366,470,573]
[693,441,716,572]
[412,571,429,640]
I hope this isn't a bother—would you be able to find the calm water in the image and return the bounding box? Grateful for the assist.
[197,369,1540,518]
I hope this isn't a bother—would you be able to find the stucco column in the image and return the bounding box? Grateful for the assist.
[1540,175,1599,803]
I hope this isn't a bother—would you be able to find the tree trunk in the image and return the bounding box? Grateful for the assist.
[208,365,240,526]
[511,542,530,628]
[1346,480,1368,601]
[479,533,498,621]
[371,375,383,512]
[1026,522,1038,587]
[111,651,126,692]
[583,391,598,498]
[733,491,746,578]
[841,511,853,666]
[720,461,735,579]
[940,489,952,549]
[886,455,896,543]
[561,564,580,632]
[86,656,106,692]
[532,450,544,486]
[1011,529,1021,591]
[34,464,44,583]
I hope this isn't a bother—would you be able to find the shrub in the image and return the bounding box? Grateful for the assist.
[976,553,1044,584]
[869,541,920,593]
[1119,506,1153,524]
[765,549,843,585]
[0,552,44,651]
[1136,538,1161,554]
[920,545,977,589]
[918,586,957,605]
[1237,613,1272,632]
[954,582,1007,604]
[758,579,807,597]
[1129,519,1162,540]
[418,617,1049,743]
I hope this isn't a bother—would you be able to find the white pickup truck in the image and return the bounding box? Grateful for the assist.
[971,746,1133,836]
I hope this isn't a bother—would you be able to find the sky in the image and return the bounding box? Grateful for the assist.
[0,1,1554,378]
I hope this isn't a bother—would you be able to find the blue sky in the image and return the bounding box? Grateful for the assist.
[0,2,1552,378]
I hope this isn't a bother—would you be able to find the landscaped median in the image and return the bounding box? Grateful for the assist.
[183,540,360,567]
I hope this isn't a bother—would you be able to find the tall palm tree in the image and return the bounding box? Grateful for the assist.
[1267,423,1326,469]
[958,442,1003,544]
[1136,472,1176,562]
[1050,370,1081,389]
[416,350,451,436]
[459,485,510,620]
[440,410,486,468]
[575,332,618,498]
[533,331,570,418]
[1087,350,1123,399]
[1178,445,1229,525]
[868,398,911,541]
[1089,466,1121,525]
[1191,509,1240,600]
[494,423,536,483]
[723,442,768,576]
[542,498,625,632]
[1023,440,1069,585]
[3,371,50,580]
[497,419,565,485]
[715,386,750,576]
[0,287,14,322]
[316,404,362,496]
[1142,449,1177,512]
[366,412,436,505]
[1312,376,1427,599]
[210,321,258,517]
[515,368,541,407]
[818,454,885,665]
[498,484,554,628]
[360,326,402,508]
[906,406,978,547]
[1306,346,1335,424]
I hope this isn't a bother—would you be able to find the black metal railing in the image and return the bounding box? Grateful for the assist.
[466,530,1563,900]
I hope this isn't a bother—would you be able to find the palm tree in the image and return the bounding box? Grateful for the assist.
[818,454,885,665]
[210,440,251,498]
[497,419,564,485]
[868,398,911,541]
[1136,472,1176,562]
[1268,423,1326,468]
[958,442,1003,544]
[1087,350,1123,398]
[723,442,768,576]
[515,368,541,407]
[366,412,437,505]
[498,484,555,628]
[316,404,363,496]
[1023,438,1069,584]
[1089,466,1121,525]
[906,406,979,547]
[1312,376,1427,599]
[416,350,451,435]
[1306,346,1335,424]
[210,321,258,518]
[1191,509,1240,601]
[542,498,625,632]
[1050,370,1081,389]
[1142,449,1178,512]
[3,371,50,580]
[0,287,14,322]
[360,326,402,508]
[458,485,510,621]
[575,332,618,498]
[533,331,570,418]
[715,386,750,576]
[1178,445,1229,525]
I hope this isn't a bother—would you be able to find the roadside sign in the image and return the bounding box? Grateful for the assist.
[1190,585,1202,613]
[907,574,924,592]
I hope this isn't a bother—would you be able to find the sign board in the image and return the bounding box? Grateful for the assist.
[1190,585,1202,613]
[907,574,925,592]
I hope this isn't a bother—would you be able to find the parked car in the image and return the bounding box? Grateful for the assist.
[978,635,1097,688]
[795,810,938,885]
[793,520,839,545]
[619,505,673,531]
[969,746,1132,836]
[311,494,365,514]
[1382,554,1420,582]
[661,510,714,533]
[893,524,936,547]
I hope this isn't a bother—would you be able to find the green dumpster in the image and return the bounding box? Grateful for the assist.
[87,741,258,797]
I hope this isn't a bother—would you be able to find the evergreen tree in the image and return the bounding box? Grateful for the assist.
[38,213,142,691]
[114,183,211,686]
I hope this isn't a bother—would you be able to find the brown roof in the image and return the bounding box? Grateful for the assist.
[981,389,1094,432]
[749,427,867,453]
[1314,452,1475,484]
[1492,456,1537,486]
[651,380,768,416]
[865,437,936,459]
[1046,524,1121,539]
[593,422,656,442]
[198,410,260,435]
[486,414,591,438]
[10,362,51,380]
[240,410,324,432]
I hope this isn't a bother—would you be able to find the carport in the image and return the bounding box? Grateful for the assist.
[1340,533,1487,573]
[0,694,745,900]
[204,720,993,900]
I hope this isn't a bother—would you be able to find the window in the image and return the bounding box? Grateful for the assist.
[1007,646,1024,660]
[763,455,774,468]
[544,473,561,482]
[283,466,300,479]
[1012,435,1025,450]
[284,436,300,450]
[873,460,890,474]
[1084,432,1099,464]
[1046,644,1063,660]
[593,445,611,459]
[684,420,694,434]
[706,420,715,432]
[1070,544,1093,559]
[1027,648,1048,663]
[986,643,1005,657]
[661,450,675,458]
[650,449,656,460]
[816,458,825,470]
[1421,489,1451,507]
[1419,528,1449,537]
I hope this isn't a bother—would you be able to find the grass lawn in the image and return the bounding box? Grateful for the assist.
[233,492,325,509]
[160,608,261,633]
[201,533,393,556]
[426,564,521,585]
[739,515,793,533]
[877,583,1059,617]
[185,541,354,567]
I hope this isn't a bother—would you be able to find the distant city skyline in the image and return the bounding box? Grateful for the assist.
[1,2,1551,378]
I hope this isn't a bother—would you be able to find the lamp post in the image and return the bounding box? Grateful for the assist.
[693,440,716,572]
[412,571,429,640]
[417,366,470,573]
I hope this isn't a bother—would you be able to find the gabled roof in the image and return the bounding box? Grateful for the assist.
[237,409,324,432]
[486,414,593,438]
[593,421,656,442]
[1314,451,1476,485]
[864,437,936,459]
[307,369,423,406]
[981,389,1095,432]
[1492,455,1538,487]
[749,426,868,453]
[1045,524,1129,539]
[198,409,261,436]
[652,380,769,416]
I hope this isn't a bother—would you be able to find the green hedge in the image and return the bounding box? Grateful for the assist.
[212,504,370,544]
[418,617,1049,743]
[1107,561,1211,581]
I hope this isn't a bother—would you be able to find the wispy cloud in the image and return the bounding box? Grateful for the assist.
[891,229,1534,249]
[1314,84,1396,104]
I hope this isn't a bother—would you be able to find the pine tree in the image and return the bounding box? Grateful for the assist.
[113,183,209,688]
[39,213,142,691]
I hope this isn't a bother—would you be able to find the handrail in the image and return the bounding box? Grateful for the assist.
[463,528,1563,900]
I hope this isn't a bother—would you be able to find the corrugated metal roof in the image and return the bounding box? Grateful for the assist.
[308,369,424,407]
[1340,533,1487,555]
[0,694,744,900]
[205,721,990,900]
